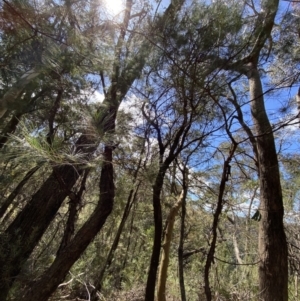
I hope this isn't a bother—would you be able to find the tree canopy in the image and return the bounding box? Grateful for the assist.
[0,0,300,300]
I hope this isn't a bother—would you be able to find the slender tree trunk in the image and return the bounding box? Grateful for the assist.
[218,1,287,298]
[0,112,22,148]
[119,197,138,288]
[145,167,168,301]
[232,232,243,265]
[204,143,237,301]
[178,171,188,301]
[247,65,288,301]
[91,134,147,298]
[157,191,183,301]
[0,164,41,221]
[90,182,140,300]
[144,67,191,301]
[56,169,89,256]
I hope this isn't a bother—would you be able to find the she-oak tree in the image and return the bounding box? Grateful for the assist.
[0,0,187,300]
[0,0,296,300]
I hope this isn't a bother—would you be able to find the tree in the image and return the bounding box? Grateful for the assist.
[0,0,188,300]
[207,0,288,299]
[0,0,297,300]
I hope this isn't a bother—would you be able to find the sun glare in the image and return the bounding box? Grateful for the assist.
[104,0,125,16]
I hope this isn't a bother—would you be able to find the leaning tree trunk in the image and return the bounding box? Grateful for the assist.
[0,164,41,221]
[0,143,88,301]
[90,182,140,301]
[248,65,288,301]
[19,144,115,301]
[204,142,237,301]
[91,135,147,299]
[18,73,121,300]
[56,169,90,256]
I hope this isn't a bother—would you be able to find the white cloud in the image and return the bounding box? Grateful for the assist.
[87,90,104,104]
[119,95,145,127]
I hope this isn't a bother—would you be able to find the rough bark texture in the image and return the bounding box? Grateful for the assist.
[0,167,82,300]
[156,191,183,301]
[248,66,288,301]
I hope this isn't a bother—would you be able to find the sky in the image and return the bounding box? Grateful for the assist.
[78,0,300,218]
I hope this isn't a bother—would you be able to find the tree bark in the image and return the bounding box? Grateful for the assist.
[0,133,94,300]
[118,196,138,288]
[216,0,288,298]
[247,65,288,301]
[19,145,115,301]
[156,191,183,301]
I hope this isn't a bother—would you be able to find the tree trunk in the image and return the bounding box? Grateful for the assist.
[0,135,91,300]
[0,68,40,118]
[218,0,287,298]
[145,167,167,301]
[157,191,183,301]
[0,164,41,221]
[118,196,138,289]
[19,145,115,301]
[247,65,288,301]
[90,182,140,300]
[204,144,237,301]
[0,1,187,298]
[178,172,188,301]
[56,169,89,256]
[0,112,22,148]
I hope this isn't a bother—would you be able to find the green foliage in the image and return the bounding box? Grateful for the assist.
[1,0,300,300]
